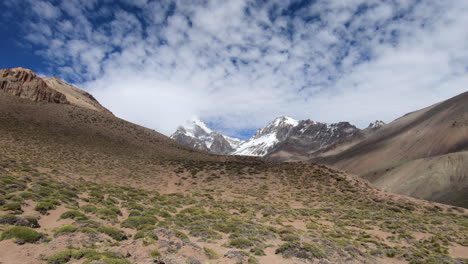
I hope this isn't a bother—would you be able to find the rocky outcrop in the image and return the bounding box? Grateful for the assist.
[265,120,362,160]
[0,68,69,104]
[42,76,112,114]
[0,67,112,115]
[210,133,235,154]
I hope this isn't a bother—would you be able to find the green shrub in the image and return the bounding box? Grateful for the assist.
[82,251,131,264]
[54,225,78,237]
[98,226,127,241]
[248,256,259,264]
[149,249,161,258]
[96,208,119,220]
[250,247,266,256]
[80,227,98,234]
[2,202,22,213]
[203,247,220,259]
[276,242,294,253]
[280,233,300,242]
[47,249,86,264]
[60,210,87,220]
[35,202,56,214]
[133,230,159,241]
[121,216,157,230]
[19,192,36,200]
[229,238,254,249]
[0,226,43,243]
[174,229,189,241]
[0,214,39,228]
[47,249,120,264]
[81,204,97,213]
[74,219,101,228]
[0,214,18,225]
[9,195,24,203]
[302,242,325,258]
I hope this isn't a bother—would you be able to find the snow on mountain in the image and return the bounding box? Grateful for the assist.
[171,116,380,158]
[170,118,244,154]
[223,135,244,150]
[266,120,362,160]
[366,120,386,130]
[233,133,278,156]
[233,116,298,156]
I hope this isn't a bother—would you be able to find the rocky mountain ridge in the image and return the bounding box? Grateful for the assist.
[0,67,69,104]
[171,116,385,157]
[0,67,111,114]
[170,118,243,155]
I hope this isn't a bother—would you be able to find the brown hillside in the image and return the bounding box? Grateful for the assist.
[315,91,468,207]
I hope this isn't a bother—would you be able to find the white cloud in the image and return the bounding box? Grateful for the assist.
[11,0,468,137]
[30,0,61,20]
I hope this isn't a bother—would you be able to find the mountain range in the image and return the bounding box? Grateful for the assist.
[171,116,385,158]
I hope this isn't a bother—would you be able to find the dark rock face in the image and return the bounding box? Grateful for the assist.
[170,128,211,153]
[0,68,69,104]
[210,133,235,154]
[267,120,362,158]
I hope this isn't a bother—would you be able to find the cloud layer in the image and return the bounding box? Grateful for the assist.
[3,0,468,137]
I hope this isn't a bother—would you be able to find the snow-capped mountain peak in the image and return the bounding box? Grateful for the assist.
[254,116,298,137]
[234,115,299,156]
[367,120,386,130]
[188,118,213,134]
[170,118,244,154]
[272,116,299,127]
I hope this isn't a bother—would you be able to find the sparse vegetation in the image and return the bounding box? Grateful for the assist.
[0,154,466,263]
[60,210,87,220]
[229,238,255,249]
[47,249,131,264]
[97,226,127,241]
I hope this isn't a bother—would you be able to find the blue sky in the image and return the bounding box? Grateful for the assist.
[1,0,468,139]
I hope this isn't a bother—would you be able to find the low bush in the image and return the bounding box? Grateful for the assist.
[60,210,87,220]
[121,216,157,230]
[35,202,56,214]
[80,204,97,213]
[98,226,127,241]
[229,238,254,249]
[149,249,161,258]
[2,202,22,213]
[0,226,43,243]
[203,247,220,259]
[47,249,130,264]
[0,214,39,228]
[54,225,78,237]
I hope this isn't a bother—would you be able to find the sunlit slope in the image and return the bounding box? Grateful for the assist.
[316,91,468,207]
